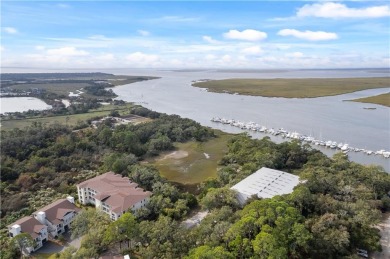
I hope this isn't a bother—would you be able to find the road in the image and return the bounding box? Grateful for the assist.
[371,212,390,259]
[182,211,209,229]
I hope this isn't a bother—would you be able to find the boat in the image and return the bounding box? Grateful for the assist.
[341,144,349,152]
[208,117,389,158]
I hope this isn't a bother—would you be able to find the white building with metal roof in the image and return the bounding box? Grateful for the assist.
[231,167,300,205]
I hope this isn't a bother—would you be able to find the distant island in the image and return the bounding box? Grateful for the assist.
[193,77,390,101]
[349,92,390,107]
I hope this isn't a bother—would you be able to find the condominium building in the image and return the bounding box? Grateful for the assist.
[8,216,48,253]
[77,172,152,220]
[32,197,80,238]
[7,196,79,253]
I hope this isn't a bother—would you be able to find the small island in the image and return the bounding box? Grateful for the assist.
[193,77,390,98]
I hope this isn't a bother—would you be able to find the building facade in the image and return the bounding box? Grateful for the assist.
[8,216,48,253]
[77,172,152,220]
[8,196,79,254]
[32,196,80,238]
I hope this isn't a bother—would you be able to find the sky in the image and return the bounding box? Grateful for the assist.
[1,0,390,69]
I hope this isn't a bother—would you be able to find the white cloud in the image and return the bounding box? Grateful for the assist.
[3,27,18,34]
[286,52,304,58]
[88,35,110,41]
[202,36,219,44]
[0,45,4,52]
[241,46,263,55]
[157,16,199,22]
[138,30,150,36]
[223,29,267,41]
[126,52,159,64]
[221,55,232,63]
[297,2,390,18]
[46,47,89,56]
[57,3,70,9]
[23,47,90,66]
[35,45,45,50]
[205,54,217,60]
[96,53,115,61]
[278,29,338,41]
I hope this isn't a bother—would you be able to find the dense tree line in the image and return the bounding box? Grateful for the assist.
[60,134,388,259]
[1,114,389,259]
[0,109,214,218]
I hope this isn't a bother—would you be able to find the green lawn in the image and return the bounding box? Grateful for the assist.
[193,77,390,98]
[153,131,233,184]
[0,103,134,130]
[349,92,390,107]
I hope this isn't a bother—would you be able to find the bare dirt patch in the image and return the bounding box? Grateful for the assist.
[160,150,189,160]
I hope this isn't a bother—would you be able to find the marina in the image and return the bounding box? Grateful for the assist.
[211,117,390,159]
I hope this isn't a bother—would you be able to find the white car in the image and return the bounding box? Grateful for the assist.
[357,251,368,258]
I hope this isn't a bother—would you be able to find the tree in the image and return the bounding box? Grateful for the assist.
[308,213,350,258]
[104,212,139,250]
[200,187,239,210]
[12,233,35,256]
[57,246,77,259]
[186,245,234,259]
[71,209,110,239]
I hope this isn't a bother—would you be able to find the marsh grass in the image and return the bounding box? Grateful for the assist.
[349,92,390,107]
[193,77,389,98]
[153,132,233,184]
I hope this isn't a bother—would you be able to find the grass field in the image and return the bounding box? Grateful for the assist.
[10,82,91,96]
[349,92,390,107]
[153,131,233,184]
[0,103,134,131]
[193,77,390,98]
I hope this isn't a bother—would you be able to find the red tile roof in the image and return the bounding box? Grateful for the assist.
[34,198,80,225]
[8,216,46,238]
[78,172,152,213]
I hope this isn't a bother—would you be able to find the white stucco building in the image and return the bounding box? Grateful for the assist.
[231,167,300,205]
[8,216,48,253]
[32,197,80,238]
[7,196,79,254]
[77,172,152,220]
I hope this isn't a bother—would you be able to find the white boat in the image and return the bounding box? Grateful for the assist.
[341,144,349,151]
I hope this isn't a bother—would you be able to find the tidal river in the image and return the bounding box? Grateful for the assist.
[111,68,390,172]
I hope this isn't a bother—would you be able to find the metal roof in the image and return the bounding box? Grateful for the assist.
[231,167,300,204]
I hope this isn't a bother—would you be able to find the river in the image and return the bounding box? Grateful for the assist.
[109,68,390,171]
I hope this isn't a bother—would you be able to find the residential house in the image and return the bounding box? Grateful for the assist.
[8,216,48,253]
[32,196,80,238]
[77,172,152,220]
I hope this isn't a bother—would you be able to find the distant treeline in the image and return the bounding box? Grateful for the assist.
[1,72,116,81]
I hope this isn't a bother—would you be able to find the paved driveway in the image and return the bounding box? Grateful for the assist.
[33,232,82,256]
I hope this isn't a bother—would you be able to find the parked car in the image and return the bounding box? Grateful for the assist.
[357,251,368,258]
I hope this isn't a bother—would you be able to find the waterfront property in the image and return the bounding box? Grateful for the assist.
[231,167,300,205]
[77,172,152,220]
[7,196,79,254]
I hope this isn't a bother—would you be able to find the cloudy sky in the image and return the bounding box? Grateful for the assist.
[1,0,389,69]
